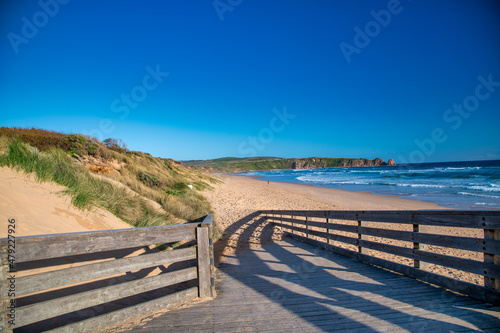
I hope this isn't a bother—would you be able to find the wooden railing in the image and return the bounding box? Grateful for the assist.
[0,215,215,333]
[261,210,500,305]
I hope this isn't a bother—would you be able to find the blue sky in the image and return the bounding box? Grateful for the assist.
[1,0,499,162]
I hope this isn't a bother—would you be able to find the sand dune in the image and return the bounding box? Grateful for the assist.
[0,167,131,238]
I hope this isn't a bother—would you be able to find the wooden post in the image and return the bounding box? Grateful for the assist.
[326,218,330,244]
[291,215,294,235]
[357,220,363,254]
[196,226,211,298]
[208,225,215,298]
[305,216,309,238]
[1,244,12,333]
[413,223,421,269]
[484,229,500,291]
[412,215,429,271]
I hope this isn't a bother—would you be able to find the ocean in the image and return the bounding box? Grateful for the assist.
[237,160,500,210]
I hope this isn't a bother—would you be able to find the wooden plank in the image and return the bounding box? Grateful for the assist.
[262,210,500,229]
[200,214,213,227]
[414,249,500,280]
[484,229,500,290]
[16,247,196,297]
[305,216,309,238]
[205,219,216,298]
[4,225,197,263]
[16,267,198,327]
[413,223,421,269]
[413,213,499,229]
[50,287,199,333]
[280,224,357,246]
[295,220,500,255]
[262,210,328,218]
[196,227,211,298]
[326,218,331,244]
[308,220,356,233]
[358,239,414,258]
[277,216,306,225]
[413,232,500,255]
[357,220,363,254]
[0,250,12,333]
[283,231,500,305]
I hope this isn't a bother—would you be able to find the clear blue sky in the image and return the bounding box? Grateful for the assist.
[1,0,499,162]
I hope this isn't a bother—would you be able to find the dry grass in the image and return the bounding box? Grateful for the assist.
[0,128,221,233]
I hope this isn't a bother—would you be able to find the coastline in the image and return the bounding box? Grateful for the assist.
[247,174,448,208]
[205,174,445,232]
[205,174,483,285]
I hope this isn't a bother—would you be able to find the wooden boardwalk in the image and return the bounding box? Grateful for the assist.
[119,237,500,332]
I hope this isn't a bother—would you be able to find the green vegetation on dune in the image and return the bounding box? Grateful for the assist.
[0,128,220,230]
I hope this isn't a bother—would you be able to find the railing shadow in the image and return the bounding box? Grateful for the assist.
[213,211,500,332]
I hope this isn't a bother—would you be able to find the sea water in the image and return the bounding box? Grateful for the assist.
[237,160,500,210]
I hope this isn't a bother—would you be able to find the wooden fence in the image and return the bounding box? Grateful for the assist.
[261,210,500,305]
[0,215,215,333]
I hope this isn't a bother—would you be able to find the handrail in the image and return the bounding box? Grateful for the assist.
[261,210,500,305]
[0,215,215,333]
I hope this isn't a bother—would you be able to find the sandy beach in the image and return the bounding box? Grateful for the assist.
[0,167,131,238]
[204,174,443,231]
[0,168,483,285]
[204,175,482,285]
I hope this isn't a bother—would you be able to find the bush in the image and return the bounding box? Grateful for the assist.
[138,172,161,187]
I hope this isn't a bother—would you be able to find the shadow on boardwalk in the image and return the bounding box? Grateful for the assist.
[124,212,500,332]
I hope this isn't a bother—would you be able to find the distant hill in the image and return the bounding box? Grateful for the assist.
[184,156,396,173]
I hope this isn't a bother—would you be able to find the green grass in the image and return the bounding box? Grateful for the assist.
[0,128,224,237]
[0,139,169,227]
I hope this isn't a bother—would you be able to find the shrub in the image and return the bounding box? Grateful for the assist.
[138,172,161,187]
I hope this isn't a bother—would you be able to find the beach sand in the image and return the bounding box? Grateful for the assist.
[0,168,483,285]
[204,175,483,285]
[0,167,131,238]
[204,174,443,231]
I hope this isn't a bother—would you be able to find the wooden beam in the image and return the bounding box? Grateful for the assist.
[357,219,363,254]
[15,247,196,297]
[49,287,199,333]
[277,223,357,246]
[16,267,198,327]
[276,220,500,255]
[326,218,330,245]
[0,246,12,333]
[196,227,211,298]
[484,229,500,291]
[5,225,196,263]
[283,231,500,305]
[260,210,500,229]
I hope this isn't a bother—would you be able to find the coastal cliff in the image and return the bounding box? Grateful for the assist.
[185,157,396,173]
[292,157,395,169]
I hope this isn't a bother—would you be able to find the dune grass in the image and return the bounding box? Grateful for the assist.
[0,138,169,227]
[107,152,216,221]
[0,128,222,236]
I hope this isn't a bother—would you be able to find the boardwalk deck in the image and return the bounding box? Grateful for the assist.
[118,237,500,332]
